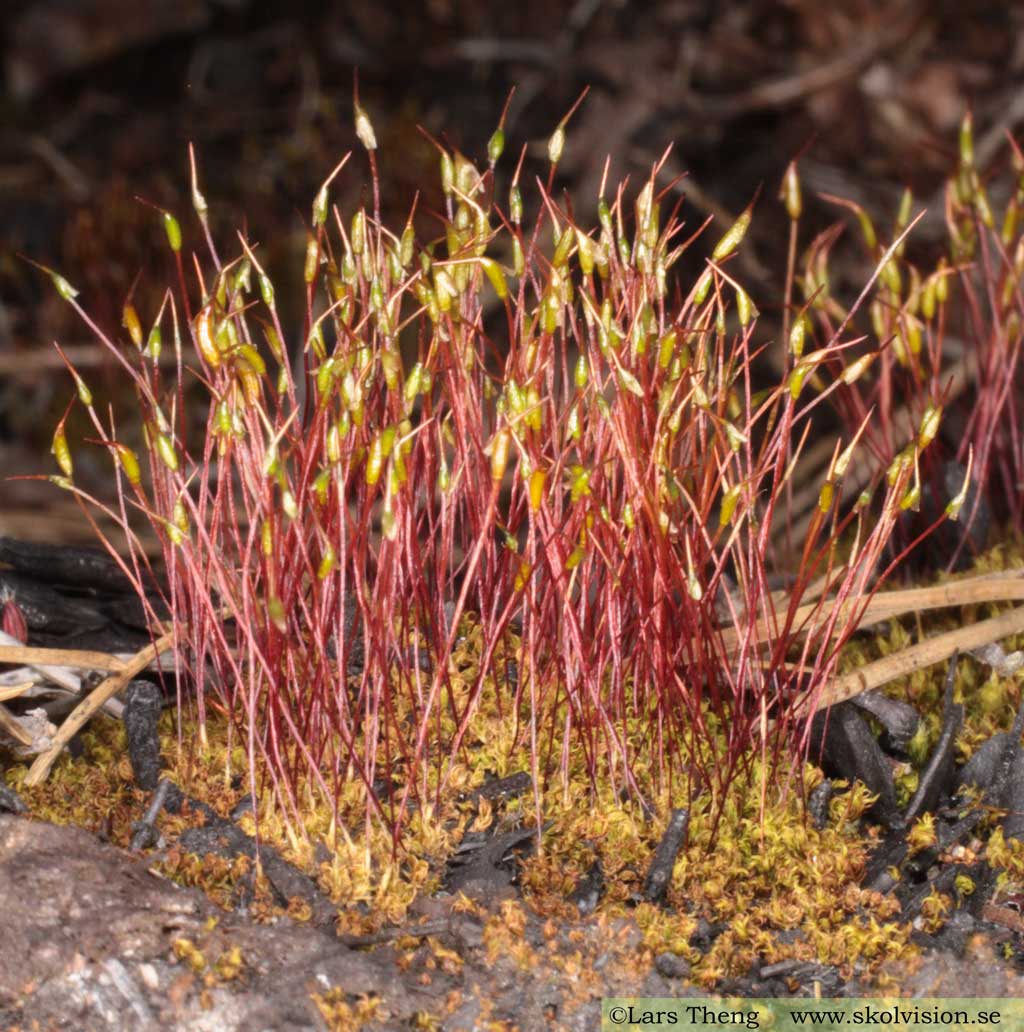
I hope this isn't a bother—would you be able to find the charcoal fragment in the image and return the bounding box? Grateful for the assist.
[231,793,255,820]
[905,654,962,822]
[852,690,920,754]
[570,857,604,916]
[808,779,833,830]
[810,702,901,829]
[0,783,26,814]
[0,570,106,636]
[129,777,173,850]
[957,732,1011,794]
[123,680,163,791]
[1000,751,1024,841]
[0,536,139,593]
[642,807,688,903]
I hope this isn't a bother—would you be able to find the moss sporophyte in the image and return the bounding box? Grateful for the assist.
[16,100,1024,976]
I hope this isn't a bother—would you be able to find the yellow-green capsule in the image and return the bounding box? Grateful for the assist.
[163,517,186,547]
[618,367,644,398]
[479,257,508,299]
[122,303,142,347]
[354,100,377,150]
[712,203,752,261]
[921,275,937,320]
[173,497,190,538]
[316,358,335,399]
[490,428,511,483]
[327,422,342,465]
[788,362,810,400]
[959,110,974,168]
[366,432,385,486]
[657,329,677,369]
[509,185,523,225]
[400,222,415,268]
[487,127,504,165]
[236,344,266,376]
[856,209,878,252]
[317,543,336,580]
[840,352,876,385]
[900,482,921,512]
[548,124,565,165]
[66,369,91,407]
[918,403,942,449]
[145,324,162,360]
[576,230,595,276]
[440,151,454,196]
[818,480,835,514]
[936,262,949,303]
[719,483,742,526]
[834,437,857,480]
[114,443,141,486]
[51,425,72,477]
[552,225,574,269]
[351,210,366,256]
[163,212,182,253]
[196,309,221,369]
[736,286,755,327]
[156,434,179,472]
[781,162,802,221]
[528,469,546,512]
[569,466,591,503]
[789,316,806,359]
[946,466,970,520]
[267,595,287,633]
[304,235,319,284]
[313,467,331,505]
[724,421,746,452]
[512,236,525,278]
[312,184,329,227]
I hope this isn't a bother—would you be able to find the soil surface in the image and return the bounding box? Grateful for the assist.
[4,813,1024,1032]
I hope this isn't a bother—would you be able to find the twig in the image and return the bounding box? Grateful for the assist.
[0,681,32,703]
[0,644,128,672]
[0,703,34,746]
[24,628,176,786]
[809,604,1024,713]
[721,570,1024,655]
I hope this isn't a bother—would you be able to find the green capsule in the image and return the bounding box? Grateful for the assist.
[487,127,505,165]
[163,212,182,253]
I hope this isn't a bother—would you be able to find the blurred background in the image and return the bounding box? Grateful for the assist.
[1,0,1020,542]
